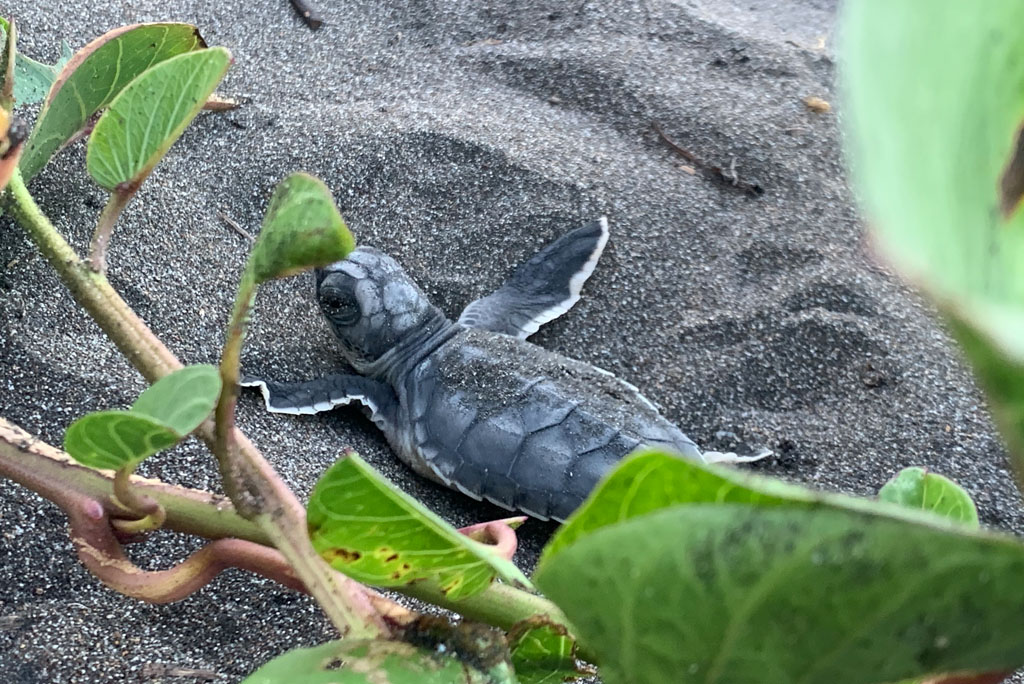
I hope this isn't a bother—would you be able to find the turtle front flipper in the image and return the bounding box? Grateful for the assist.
[458,217,609,339]
[240,373,397,430]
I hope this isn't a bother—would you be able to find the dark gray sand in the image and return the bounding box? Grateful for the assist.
[2,1,1021,682]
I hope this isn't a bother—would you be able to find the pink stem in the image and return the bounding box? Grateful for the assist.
[458,516,526,561]
[67,496,305,603]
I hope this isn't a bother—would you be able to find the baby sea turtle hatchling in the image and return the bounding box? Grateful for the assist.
[244,219,761,522]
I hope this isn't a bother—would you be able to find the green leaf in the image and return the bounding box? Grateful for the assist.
[0,23,72,107]
[307,453,532,600]
[508,618,592,684]
[62,365,220,471]
[241,639,517,684]
[64,410,180,470]
[537,452,1024,683]
[841,4,1024,475]
[86,47,230,191]
[11,40,72,107]
[879,467,979,526]
[130,364,221,435]
[0,18,14,111]
[542,448,808,562]
[535,503,1024,684]
[19,22,205,181]
[248,172,356,283]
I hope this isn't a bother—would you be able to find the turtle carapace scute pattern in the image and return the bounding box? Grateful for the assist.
[243,218,720,522]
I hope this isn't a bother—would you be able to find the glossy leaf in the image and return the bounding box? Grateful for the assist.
[508,618,591,684]
[536,503,1024,684]
[64,410,180,470]
[248,172,355,283]
[241,639,517,684]
[86,47,230,191]
[542,448,811,562]
[841,3,1024,475]
[63,365,220,470]
[130,364,221,435]
[19,23,205,181]
[307,453,531,600]
[879,467,979,526]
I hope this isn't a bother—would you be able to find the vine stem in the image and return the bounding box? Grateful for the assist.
[0,417,588,659]
[1,168,589,658]
[2,169,384,639]
[88,188,132,272]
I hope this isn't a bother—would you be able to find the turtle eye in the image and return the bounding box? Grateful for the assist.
[320,290,361,326]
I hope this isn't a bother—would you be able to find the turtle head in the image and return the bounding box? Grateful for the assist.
[315,247,441,373]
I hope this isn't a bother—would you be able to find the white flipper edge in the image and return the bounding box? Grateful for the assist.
[515,216,609,339]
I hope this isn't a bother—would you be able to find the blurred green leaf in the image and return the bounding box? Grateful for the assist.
[879,467,979,526]
[536,451,1024,684]
[241,638,518,684]
[841,2,1024,478]
[248,172,355,283]
[508,618,591,684]
[63,365,220,471]
[542,448,806,562]
[19,22,205,181]
[86,47,230,191]
[307,453,531,600]
[537,504,1024,684]
[0,18,13,111]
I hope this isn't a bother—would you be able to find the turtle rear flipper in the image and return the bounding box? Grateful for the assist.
[240,373,397,431]
[458,217,609,339]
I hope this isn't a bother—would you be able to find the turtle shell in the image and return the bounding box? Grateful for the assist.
[398,327,702,521]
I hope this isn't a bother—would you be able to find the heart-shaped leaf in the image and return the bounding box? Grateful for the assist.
[241,638,517,684]
[841,3,1024,477]
[536,451,1024,684]
[307,453,531,600]
[879,467,979,526]
[63,365,220,471]
[86,47,230,191]
[247,172,355,284]
[130,363,222,435]
[63,410,181,470]
[19,22,205,181]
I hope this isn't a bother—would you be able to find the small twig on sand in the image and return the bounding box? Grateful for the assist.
[141,663,220,681]
[217,211,255,242]
[203,93,247,112]
[289,0,324,30]
[652,122,764,197]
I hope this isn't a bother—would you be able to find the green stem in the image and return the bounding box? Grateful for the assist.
[1,169,589,657]
[4,171,179,381]
[0,416,591,659]
[0,417,260,540]
[3,168,384,639]
[89,189,133,273]
[213,275,255,506]
[111,466,166,534]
